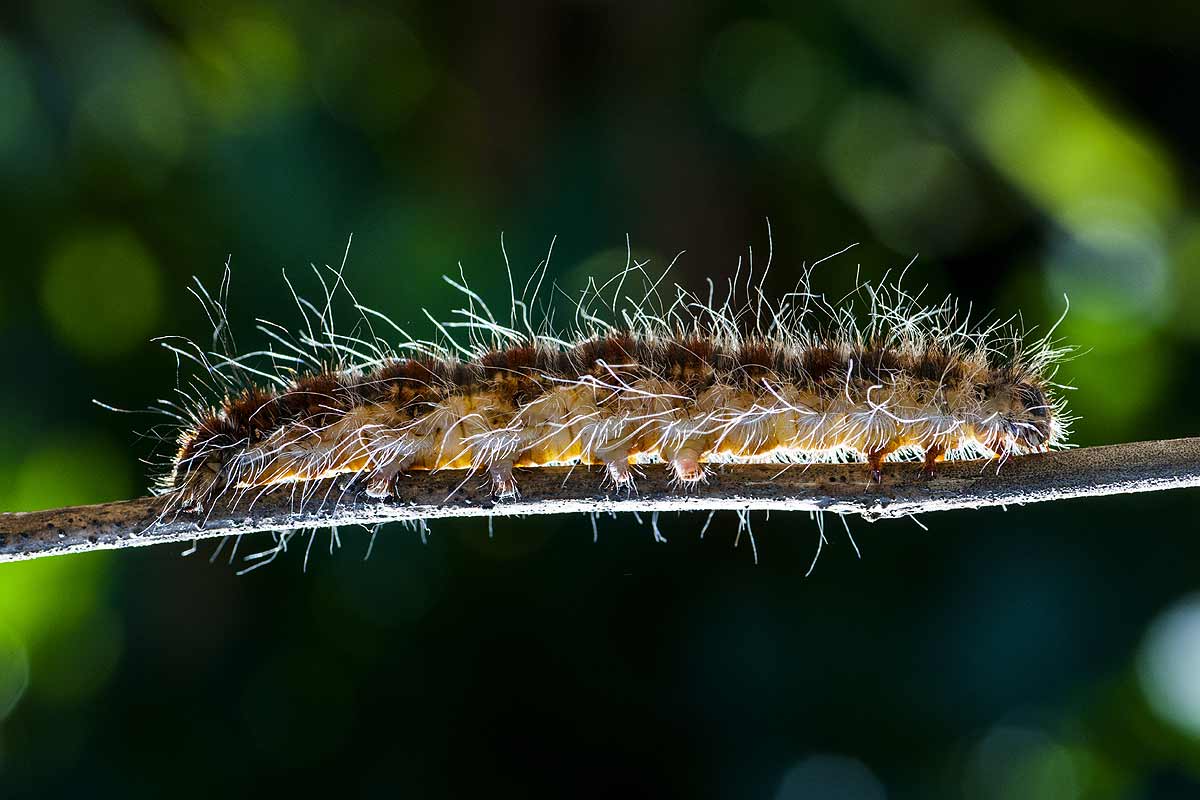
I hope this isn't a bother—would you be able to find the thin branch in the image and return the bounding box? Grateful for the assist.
[1,437,1197,563]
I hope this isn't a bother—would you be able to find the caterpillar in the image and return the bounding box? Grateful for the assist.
[154,240,1074,516]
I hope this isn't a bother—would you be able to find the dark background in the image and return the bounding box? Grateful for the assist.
[1,1,1198,797]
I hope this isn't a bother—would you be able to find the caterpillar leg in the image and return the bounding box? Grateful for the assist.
[603,453,636,493]
[866,445,898,484]
[363,457,412,498]
[488,461,519,499]
[983,435,1014,463]
[172,459,226,513]
[920,445,946,479]
[669,445,706,484]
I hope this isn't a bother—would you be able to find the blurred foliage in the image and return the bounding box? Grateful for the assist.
[0,0,1197,797]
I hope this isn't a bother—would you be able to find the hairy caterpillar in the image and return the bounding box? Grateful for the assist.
[154,240,1074,516]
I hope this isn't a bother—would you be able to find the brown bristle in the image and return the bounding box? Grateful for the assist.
[481,344,539,372]
[273,372,350,425]
[801,344,843,385]
[855,346,903,383]
[481,345,548,404]
[222,386,279,442]
[175,411,239,473]
[912,347,959,383]
[359,358,447,405]
[735,341,771,366]
[573,333,637,376]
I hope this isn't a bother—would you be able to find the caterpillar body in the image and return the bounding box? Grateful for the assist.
[158,243,1073,514]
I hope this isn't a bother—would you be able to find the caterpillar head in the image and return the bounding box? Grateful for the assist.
[977,378,1056,453]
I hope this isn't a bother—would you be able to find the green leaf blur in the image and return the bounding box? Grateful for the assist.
[0,2,1197,798]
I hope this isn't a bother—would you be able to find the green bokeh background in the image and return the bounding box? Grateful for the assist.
[1,1,1198,797]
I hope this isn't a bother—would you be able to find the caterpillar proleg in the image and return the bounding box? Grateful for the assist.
[154,240,1074,517]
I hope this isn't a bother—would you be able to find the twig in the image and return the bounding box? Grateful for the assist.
[1,437,1197,563]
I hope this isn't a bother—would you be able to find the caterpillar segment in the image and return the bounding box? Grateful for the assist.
[168,340,1069,510]
[160,262,1073,512]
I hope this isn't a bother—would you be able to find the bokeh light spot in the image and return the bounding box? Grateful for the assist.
[0,628,30,722]
[927,27,1177,238]
[10,434,133,512]
[73,28,191,169]
[41,227,163,359]
[1138,594,1200,738]
[775,754,886,800]
[183,12,302,129]
[1051,323,1164,442]
[1169,218,1200,341]
[0,37,36,159]
[823,92,977,253]
[32,609,123,705]
[1044,214,1171,326]
[707,21,822,137]
[0,556,109,649]
[312,13,433,133]
[964,726,1080,800]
